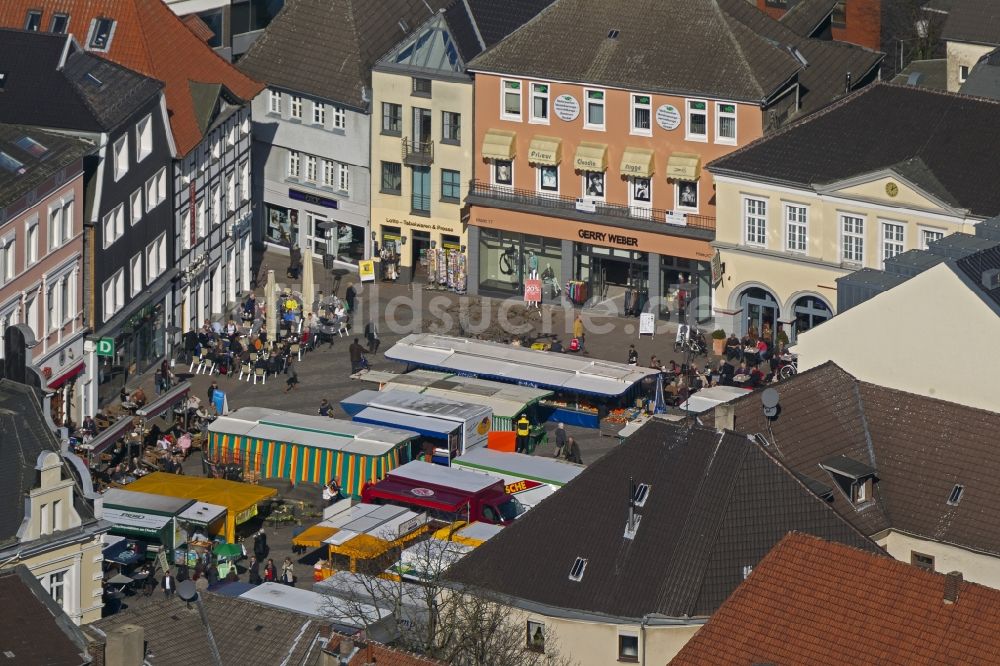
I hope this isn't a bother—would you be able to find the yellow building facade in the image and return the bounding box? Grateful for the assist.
[369,14,473,285]
[710,170,980,341]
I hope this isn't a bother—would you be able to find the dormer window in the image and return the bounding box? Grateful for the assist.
[89,17,115,51]
[50,13,69,34]
[820,455,877,506]
[25,10,42,31]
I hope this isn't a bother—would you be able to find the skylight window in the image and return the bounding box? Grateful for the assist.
[84,72,103,88]
[568,557,587,582]
[607,29,619,39]
[14,136,47,158]
[0,152,26,174]
[947,484,964,506]
[633,483,650,507]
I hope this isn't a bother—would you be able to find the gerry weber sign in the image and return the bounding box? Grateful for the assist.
[578,228,639,248]
[553,94,580,122]
[656,104,681,131]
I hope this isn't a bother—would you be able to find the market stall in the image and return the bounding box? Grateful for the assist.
[124,472,276,543]
[100,488,192,555]
[452,448,582,509]
[384,334,657,428]
[320,503,433,575]
[360,370,553,432]
[207,407,418,497]
[172,501,228,568]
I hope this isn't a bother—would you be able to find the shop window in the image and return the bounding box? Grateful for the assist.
[381,161,402,194]
[675,181,698,212]
[501,79,522,120]
[492,160,513,188]
[585,89,605,129]
[538,165,558,195]
[266,205,296,246]
[686,99,707,141]
[530,83,549,123]
[631,94,651,135]
[582,171,605,199]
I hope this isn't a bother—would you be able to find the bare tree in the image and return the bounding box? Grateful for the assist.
[881,0,947,77]
[317,526,574,665]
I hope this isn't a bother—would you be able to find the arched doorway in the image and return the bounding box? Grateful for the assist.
[791,295,832,341]
[738,287,779,342]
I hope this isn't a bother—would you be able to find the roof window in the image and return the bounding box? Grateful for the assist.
[947,484,964,506]
[50,13,69,34]
[633,483,650,507]
[84,72,103,88]
[0,152,26,174]
[89,17,115,51]
[607,29,619,39]
[398,19,410,33]
[568,557,587,582]
[14,136,47,158]
[24,10,42,32]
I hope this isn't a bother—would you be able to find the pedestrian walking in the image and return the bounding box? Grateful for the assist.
[281,557,295,586]
[345,282,357,313]
[318,399,332,416]
[573,315,584,348]
[627,345,638,366]
[253,531,269,561]
[349,338,366,374]
[263,559,277,583]
[515,415,531,454]
[565,436,582,465]
[248,556,262,585]
[553,422,567,458]
[365,317,380,354]
[161,570,175,598]
[285,360,299,392]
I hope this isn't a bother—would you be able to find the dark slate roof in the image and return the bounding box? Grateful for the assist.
[441,0,557,63]
[890,58,948,89]
[89,593,322,666]
[468,0,880,112]
[445,419,878,620]
[709,83,1000,217]
[779,0,836,37]
[954,244,1000,309]
[724,362,1000,557]
[0,29,162,132]
[960,47,1000,98]
[941,0,1000,45]
[0,124,92,211]
[239,0,454,108]
[0,565,89,665]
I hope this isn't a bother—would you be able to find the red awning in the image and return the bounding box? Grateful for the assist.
[47,361,85,390]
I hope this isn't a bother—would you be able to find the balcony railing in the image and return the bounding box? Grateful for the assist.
[402,138,434,166]
[466,180,715,233]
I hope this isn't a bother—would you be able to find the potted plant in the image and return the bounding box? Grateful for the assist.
[711,329,727,356]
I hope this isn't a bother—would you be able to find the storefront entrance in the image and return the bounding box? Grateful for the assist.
[574,244,648,315]
[739,287,779,342]
[792,295,832,341]
[411,230,431,282]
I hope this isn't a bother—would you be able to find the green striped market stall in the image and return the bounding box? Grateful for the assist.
[207,407,419,498]
[359,369,553,432]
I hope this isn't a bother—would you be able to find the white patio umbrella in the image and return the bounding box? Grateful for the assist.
[265,269,277,343]
[302,246,315,314]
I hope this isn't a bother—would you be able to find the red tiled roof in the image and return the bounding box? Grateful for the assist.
[0,0,263,155]
[670,533,1000,666]
[327,636,444,666]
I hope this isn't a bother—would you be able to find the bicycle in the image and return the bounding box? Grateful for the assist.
[776,353,798,380]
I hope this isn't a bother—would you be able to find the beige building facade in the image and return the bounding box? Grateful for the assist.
[370,14,473,285]
[710,171,980,341]
[946,40,995,92]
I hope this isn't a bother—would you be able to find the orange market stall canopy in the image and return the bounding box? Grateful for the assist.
[207,407,418,497]
[124,472,276,543]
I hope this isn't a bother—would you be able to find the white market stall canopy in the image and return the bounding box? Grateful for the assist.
[341,389,492,423]
[323,503,427,546]
[177,501,227,527]
[378,371,552,419]
[385,334,657,397]
[453,448,582,487]
[209,407,417,456]
[678,385,752,414]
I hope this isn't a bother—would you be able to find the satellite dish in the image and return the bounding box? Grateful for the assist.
[761,388,780,419]
[177,580,197,602]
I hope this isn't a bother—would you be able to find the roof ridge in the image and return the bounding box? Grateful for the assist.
[709,0,767,100]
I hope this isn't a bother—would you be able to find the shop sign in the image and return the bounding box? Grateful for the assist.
[711,250,725,285]
[289,188,339,209]
[578,228,639,248]
[553,94,580,122]
[385,217,457,233]
[96,338,115,358]
[656,104,681,130]
[411,487,435,497]
[103,507,169,533]
[523,279,542,303]
[639,312,655,336]
[359,259,376,282]
[505,479,544,495]
[236,504,258,524]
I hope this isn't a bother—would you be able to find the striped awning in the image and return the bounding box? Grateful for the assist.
[666,153,701,181]
[482,129,516,160]
[574,142,608,172]
[620,147,655,178]
[528,136,562,165]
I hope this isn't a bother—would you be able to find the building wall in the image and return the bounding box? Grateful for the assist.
[251,88,371,264]
[879,530,1000,590]
[472,73,765,220]
[755,0,882,51]
[794,264,1000,411]
[370,69,471,272]
[946,41,995,92]
[711,174,977,334]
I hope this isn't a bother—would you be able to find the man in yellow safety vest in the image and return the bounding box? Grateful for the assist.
[516,415,531,453]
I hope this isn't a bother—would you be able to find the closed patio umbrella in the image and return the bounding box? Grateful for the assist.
[265,269,277,343]
[302,246,315,315]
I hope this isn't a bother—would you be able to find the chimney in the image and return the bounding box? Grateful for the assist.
[340,637,355,658]
[944,571,963,604]
[104,624,144,666]
[716,403,735,432]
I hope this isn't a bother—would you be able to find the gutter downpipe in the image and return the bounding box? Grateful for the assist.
[641,614,649,666]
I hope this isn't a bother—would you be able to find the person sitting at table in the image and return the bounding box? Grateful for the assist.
[243,292,257,319]
[718,358,735,386]
[81,415,97,436]
[725,333,742,361]
[733,361,751,387]
[756,337,770,363]
[749,364,765,388]
[225,319,238,339]
[131,387,147,408]
[211,320,223,337]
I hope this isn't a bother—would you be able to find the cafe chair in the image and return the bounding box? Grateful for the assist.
[199,355,215,376]
[238,362,252,381]
[190,349,208,374]
[254,367,266,385]
[290,343,302,362]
